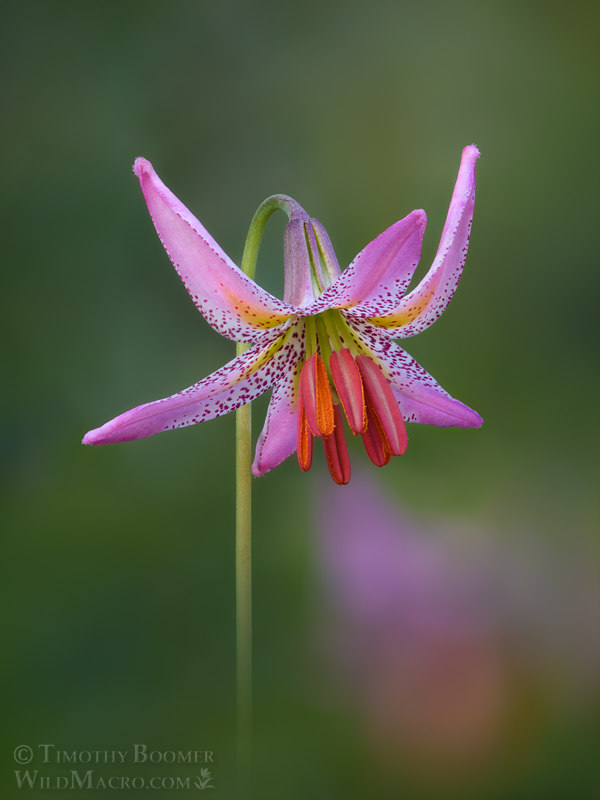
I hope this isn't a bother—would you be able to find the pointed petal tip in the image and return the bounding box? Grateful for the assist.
[132,157,153,179]
[82,428,102,446]
[463,144,481,162]
[403,208,427,236]
[410,208,427,225]
[450,407,484,429]
[386,208,427,235]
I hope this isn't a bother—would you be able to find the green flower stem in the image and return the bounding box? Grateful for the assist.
[235,195,308,782]
[235,391,252,783]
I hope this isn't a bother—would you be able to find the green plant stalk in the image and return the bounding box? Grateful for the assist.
[235,381,252,778]
[235,195,307,780]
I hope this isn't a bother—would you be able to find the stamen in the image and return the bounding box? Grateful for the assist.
[362,397,392,467]
[356,355,407,455]
[322,405,351,485]
[329,348,367,434]
[296,391,313,472]
[300,353,335,437]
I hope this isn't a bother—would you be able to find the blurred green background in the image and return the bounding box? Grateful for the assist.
[1,1,598,798]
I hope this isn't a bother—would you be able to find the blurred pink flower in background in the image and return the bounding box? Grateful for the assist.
[315,474,600,779]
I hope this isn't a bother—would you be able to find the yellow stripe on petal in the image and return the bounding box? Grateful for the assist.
[221,284,294,330]
[367,281,438,330]
[237,327,295,381]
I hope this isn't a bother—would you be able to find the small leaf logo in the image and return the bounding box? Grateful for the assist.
[194,768,214,790]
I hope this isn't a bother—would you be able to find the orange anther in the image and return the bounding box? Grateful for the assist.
[300,353,335,437]
[296,391,313,472]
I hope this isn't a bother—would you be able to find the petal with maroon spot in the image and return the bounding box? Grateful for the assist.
[348,319,483,428]
[252,324,306,476]
[367,146,479,337]
[83,329,295,445]
[302,210,427,316]
[134,158,297,343]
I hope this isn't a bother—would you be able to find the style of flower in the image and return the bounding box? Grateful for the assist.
[83,147,482,484]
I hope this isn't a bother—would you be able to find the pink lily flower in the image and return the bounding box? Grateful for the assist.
[83,146,482,484]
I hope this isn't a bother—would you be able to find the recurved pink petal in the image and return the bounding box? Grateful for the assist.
[252,327,306,476]
[302,210,427,316]
[82,329,297,445]
[283,220,315,308]
[134,158,296,343]
[348,319,483,428]
[367,146,479,337]
[311,220,342,285]
[252,379,298,476]
[393,385,483,427]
